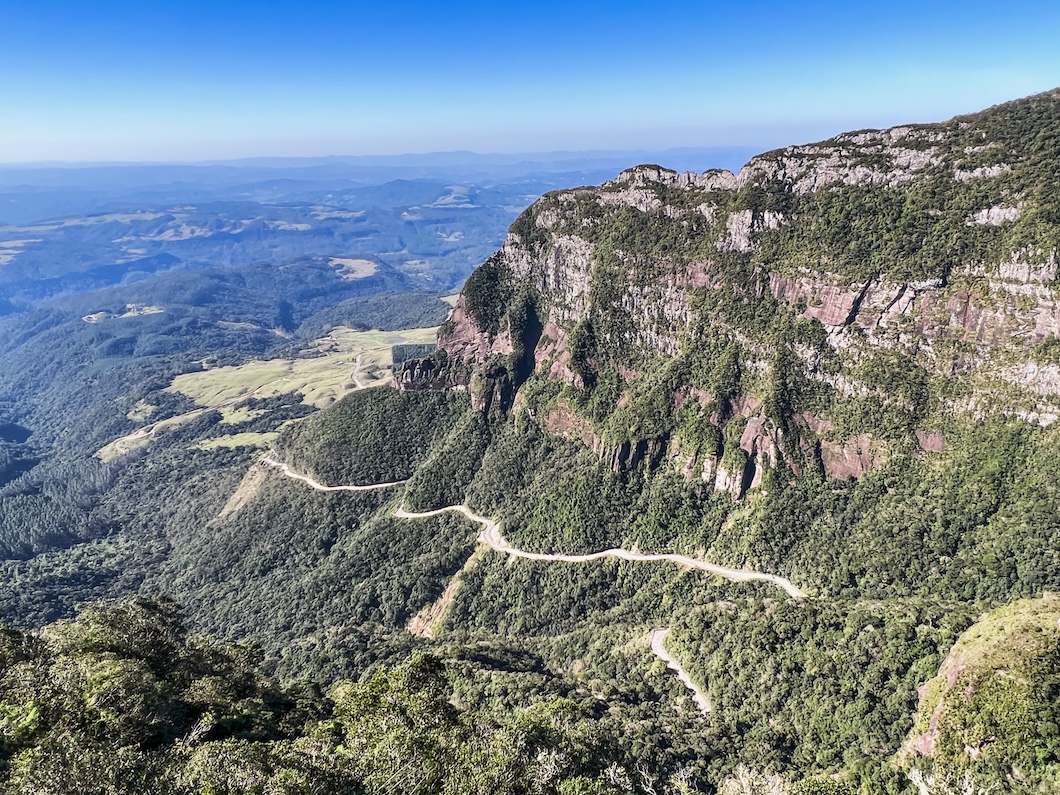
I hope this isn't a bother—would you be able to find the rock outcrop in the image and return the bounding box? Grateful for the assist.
[401,90,1060,496]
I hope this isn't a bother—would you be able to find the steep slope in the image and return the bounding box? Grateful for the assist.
[394,90,1060,601]
[378,91,1060,791]
[902,595,1060,792]
[412,89,1060,471]
[5,92,1060,794]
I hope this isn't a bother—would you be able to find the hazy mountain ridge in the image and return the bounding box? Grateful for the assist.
[0,148,758,227]
[0,193,511,310]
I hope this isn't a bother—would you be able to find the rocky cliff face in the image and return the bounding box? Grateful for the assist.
[401,89,1060,497]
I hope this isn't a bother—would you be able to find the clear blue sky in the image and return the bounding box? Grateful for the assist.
[1,0,1058,162]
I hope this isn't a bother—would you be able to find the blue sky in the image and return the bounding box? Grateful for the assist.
[1,0,1058,162]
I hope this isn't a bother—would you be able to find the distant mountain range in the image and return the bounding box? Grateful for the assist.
[0,148,758,225]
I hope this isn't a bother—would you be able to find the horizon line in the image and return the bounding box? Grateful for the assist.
[0,144,768,170]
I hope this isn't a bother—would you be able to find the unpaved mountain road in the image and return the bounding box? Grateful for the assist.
[262,454,807,713]
[398,505,805,599]
[351,353,365,389]
[261,453,405,492]
[269,460,806,598]
[650,628,711,714]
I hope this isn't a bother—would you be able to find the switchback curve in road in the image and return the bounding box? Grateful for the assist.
[263,456,806,598]
[265,456,807,712]
[266,461,806,599]
[650,628,711,715]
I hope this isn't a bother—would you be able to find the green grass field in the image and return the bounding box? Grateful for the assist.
[167,324,439,410]
[193,432,280,451]
[95,324,440,461]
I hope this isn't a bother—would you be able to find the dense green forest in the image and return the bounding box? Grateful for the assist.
[0,598,673,795]
[2,594,1051,794]
[0,273,452,635]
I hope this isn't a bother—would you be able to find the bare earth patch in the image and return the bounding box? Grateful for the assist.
[407,549,485,639]
[95,409,206,462]
[328,257,378,280]
[216,463,270,520]
[82,304,164,324]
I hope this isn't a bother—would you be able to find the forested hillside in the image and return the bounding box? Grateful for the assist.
[384,89,1060,792]
[2,92,1060,793]
[0,597,668,794]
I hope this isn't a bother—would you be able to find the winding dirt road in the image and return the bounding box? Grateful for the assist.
[650,628,711,714]
[265,461,806,598]
[351,353,365,389]
[396,504,805,598]
[262,453,405,492]
[262,454,807,712]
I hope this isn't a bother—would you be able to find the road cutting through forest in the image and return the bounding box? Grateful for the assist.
[262,453,806,714]
[650,628,711,714]
[350,353,365,389]
[261,453,406,491]
[393,503,806,599]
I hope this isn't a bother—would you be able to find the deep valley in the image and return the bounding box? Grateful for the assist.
[1,91,1060,794]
